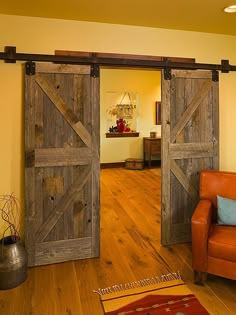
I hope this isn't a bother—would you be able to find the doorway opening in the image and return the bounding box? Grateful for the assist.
[99,67,162,249]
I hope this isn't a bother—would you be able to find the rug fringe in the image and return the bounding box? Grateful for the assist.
[92,271,181,296]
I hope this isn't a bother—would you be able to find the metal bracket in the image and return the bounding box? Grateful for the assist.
[212,70,219,82]
[164,67,172,80]
[4,46,16,63]
[221,59,230,73]
[90,64,100,78]
[25,62,36,75]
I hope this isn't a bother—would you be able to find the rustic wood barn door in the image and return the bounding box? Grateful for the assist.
[161,70,219,245]
[25,63,100,266]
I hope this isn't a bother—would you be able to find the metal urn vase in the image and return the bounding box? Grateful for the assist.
[0,235,28,290]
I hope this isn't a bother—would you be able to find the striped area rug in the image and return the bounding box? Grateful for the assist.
[93,272,209,315]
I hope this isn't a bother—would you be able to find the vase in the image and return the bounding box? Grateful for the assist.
[0,235,28,290]
[116,118,125,132]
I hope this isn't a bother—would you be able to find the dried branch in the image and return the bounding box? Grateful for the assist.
[0,193,20,241]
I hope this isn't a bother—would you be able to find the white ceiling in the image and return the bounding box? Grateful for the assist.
[1,0,236,36]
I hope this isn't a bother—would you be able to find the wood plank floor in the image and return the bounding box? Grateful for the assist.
[0,167,236,314]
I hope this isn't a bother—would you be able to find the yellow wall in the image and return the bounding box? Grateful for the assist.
[1,14,236,235]
[100,68,161,163]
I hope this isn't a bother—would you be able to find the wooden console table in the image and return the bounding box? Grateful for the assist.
[143,137,161,168]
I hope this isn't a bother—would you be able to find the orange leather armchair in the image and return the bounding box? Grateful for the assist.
[191,170,236,283]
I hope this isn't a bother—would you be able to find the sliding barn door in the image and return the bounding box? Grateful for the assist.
[25,63,100,266]
[161,70,219,245]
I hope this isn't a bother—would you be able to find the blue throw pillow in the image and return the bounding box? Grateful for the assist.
[217,195,236,225]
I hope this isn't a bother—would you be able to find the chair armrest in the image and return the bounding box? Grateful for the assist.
[191,199,213,272]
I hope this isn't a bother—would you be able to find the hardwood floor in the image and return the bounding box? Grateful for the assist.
[0,167,236,314]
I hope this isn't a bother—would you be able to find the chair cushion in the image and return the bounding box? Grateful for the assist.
[217,195,236,225]
[208,225,236,262]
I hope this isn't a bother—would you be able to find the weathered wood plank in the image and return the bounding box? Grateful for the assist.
[171,74,187,227]
[212,82,219,169]
[35,238,92,265]
[35,62,91,74]
[26,148,92,167]
[161,71,171,245]
[36,74,92,148]
[35,76,44,148]
[25,75,37,266]
[170,80,212,143]
[172,70,212,79]
[169,142,214,159]
[91,75,100,257]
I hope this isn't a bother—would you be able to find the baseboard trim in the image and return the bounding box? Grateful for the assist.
[100,162,125,169]
[101,161,161,169]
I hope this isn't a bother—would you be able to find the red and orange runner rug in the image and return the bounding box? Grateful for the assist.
[93,273,209,315]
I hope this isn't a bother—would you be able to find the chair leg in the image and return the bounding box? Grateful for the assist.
[193,270,208,284]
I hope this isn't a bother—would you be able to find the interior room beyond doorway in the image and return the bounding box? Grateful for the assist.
[100,68,161,166]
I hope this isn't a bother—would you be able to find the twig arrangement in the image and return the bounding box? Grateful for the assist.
[106,92,135,119]
[0,193,20,242]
